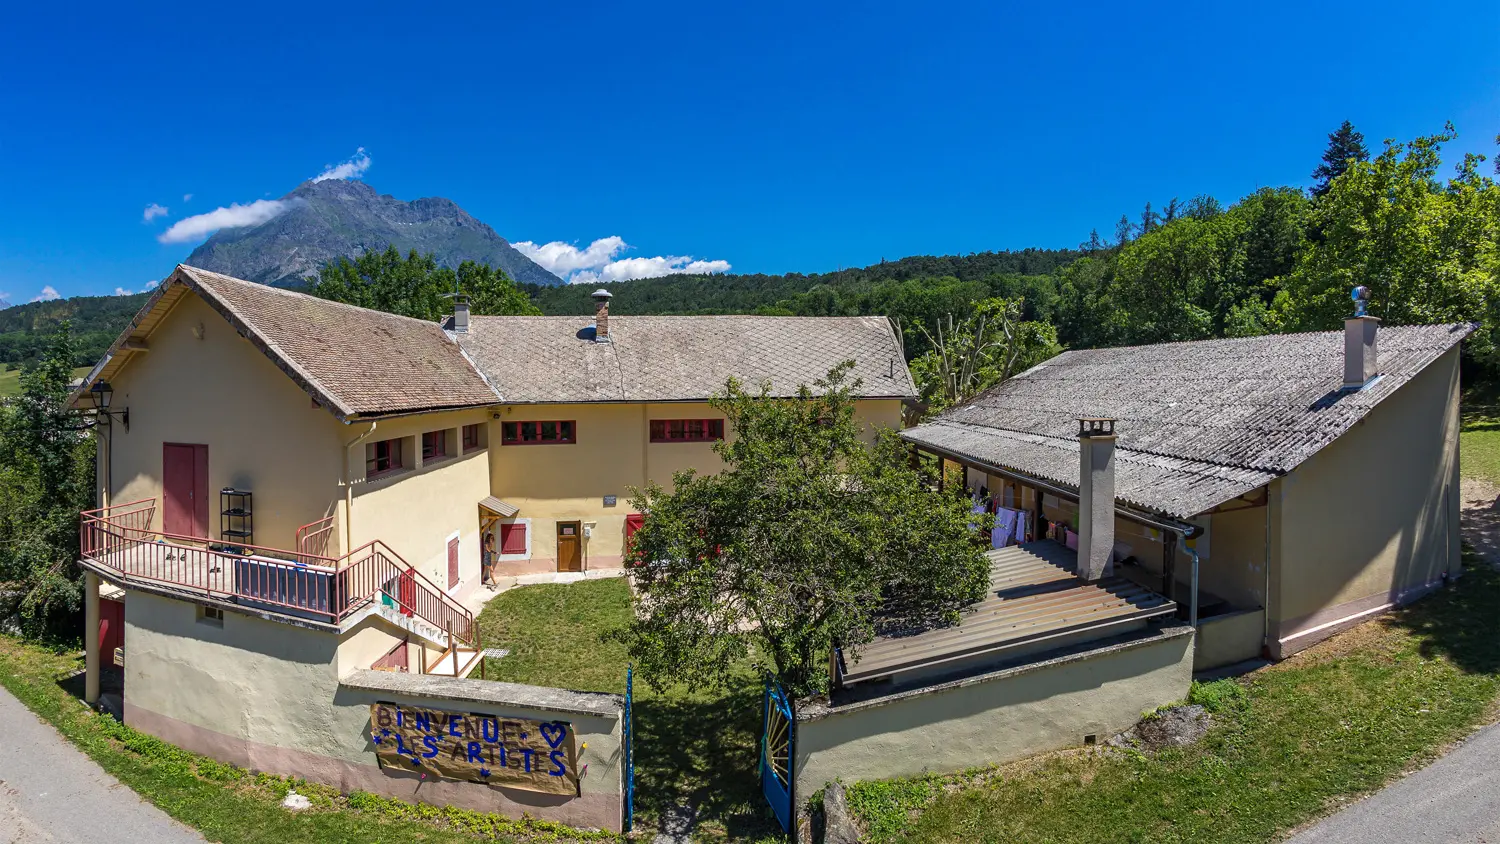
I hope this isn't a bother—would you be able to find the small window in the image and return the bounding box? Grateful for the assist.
[422,430,447,461]
[197,604,224,627]
[462,423,482,452]
[365,438,404,478]
[650,419,725,443]
[501,420,576,445]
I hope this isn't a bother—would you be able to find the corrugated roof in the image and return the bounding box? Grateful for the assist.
[841,541,1175,685]
[903,322,1473,518]
[455,315,916,403]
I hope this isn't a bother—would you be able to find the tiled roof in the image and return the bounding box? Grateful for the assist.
[176,266,499,417]
[903,323,1473,519]
[455,315,916,403]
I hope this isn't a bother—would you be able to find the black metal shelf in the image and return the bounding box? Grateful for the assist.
[220,488,253,547]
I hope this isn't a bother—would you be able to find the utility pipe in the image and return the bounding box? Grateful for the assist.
[1179,533,1201,628]
[342,421,378,559]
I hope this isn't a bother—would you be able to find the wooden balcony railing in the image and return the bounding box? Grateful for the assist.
[80,499,475,648]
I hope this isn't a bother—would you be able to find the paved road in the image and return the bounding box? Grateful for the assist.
[1288,721,1500,844]
[0,686,205,843]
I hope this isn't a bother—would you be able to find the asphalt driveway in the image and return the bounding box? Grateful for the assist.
[0,685,205,843]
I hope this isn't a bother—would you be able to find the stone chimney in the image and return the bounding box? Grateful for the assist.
[1076,418,1117,582]
[591,288,613,343]
[451,295,470,334]
[1343,285,1378,389]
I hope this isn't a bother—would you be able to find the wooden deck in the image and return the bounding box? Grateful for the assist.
[840,541,1176,685]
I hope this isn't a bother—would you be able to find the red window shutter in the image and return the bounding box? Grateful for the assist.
[500,523,528,555]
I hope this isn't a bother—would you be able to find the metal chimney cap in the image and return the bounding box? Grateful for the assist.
[1351,285,1371,317]
[591,288,613,301]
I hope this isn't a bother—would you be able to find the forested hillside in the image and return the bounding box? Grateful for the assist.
[0,293,148,369]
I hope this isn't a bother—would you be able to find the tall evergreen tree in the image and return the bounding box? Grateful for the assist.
[1138,202,1160,236]
[1161,197,1182,224]
[1311,120,1370,197]
[1114,214,1134,247]
[1080,228,1106,254]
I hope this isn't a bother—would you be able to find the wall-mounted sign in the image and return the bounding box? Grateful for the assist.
[603,495,617,507]
[370,703,579,796]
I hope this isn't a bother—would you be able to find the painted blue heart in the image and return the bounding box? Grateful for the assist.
[539,722,567,749]
[479,767,491,777]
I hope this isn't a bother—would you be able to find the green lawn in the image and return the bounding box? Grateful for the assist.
[0,366,92,397]
[846,549,1500,843]
[1463,407,1500,484]
[475,578,785,843]
[0,638,616,844]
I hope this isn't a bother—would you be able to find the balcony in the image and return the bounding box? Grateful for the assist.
[79,499,476,648]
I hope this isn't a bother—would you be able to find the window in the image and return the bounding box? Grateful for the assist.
[501,420,576,445]
[197,604,224,627]
[422,430,447,461]
[650,418,725,443]
[499,522,528,555]
[365,438,404,478]
[462,423,482,452]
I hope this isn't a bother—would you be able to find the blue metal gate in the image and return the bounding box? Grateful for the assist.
[623,666,636,832]
[760,676,795,833]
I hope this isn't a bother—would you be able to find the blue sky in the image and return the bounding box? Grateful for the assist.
[1,1,1497,301]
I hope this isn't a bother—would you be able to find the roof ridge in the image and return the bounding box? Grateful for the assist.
[176,264,455,331]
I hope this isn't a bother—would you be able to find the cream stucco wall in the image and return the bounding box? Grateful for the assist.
[488,398,905,569]
[123,589,625,830]
[797,626,1194,791]
[102,293,347,552]
[1271,347,1462,656]
[346,408,492,596]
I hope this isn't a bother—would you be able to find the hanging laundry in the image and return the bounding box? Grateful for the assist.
[993,509,1019,548]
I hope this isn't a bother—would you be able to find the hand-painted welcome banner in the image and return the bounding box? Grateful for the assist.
[370,703,580,796]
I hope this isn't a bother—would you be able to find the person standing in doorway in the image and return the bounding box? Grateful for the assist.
[482,532,498,590]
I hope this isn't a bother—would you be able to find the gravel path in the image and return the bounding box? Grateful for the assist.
[1461,478,1500,568]
[0,686,205,843]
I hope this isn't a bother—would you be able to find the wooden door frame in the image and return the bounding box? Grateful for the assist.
[556,520,583,572]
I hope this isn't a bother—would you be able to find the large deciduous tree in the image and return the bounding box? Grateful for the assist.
[310,246,541,320]
[616,364,991,697]
[0,325,95,638]
[1282,126,1500,366]
[904,298,1060,414]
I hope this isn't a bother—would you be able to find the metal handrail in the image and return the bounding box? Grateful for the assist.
[296,514,336,563]
[80,500,475,646]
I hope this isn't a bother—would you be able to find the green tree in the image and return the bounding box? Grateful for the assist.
[1311,120,1370,197]
[615,365,991,696]
[904,298,1060,414]
[1282,126,1500,366]
[0,325,95,639]
[310,246,541,319]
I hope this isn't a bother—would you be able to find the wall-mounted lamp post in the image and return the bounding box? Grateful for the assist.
[90,381,129,431]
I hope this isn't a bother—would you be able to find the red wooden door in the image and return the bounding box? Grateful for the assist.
[447,537,460,589]
[99,598,125,662]
[163,443,209,538]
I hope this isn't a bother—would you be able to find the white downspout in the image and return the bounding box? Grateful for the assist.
[343,421,378,559]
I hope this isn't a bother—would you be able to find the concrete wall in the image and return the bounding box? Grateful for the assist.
[123,589,625,830]
[488,398,904,569]
[796,625,1194,791]
[347,408,491,598]
[1193,608,1265,671]
[1271,347,1463,657]
[102,292,347,552]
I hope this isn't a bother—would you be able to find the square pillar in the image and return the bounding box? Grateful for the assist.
[84,572,100,705]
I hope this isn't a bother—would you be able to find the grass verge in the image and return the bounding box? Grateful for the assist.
[474,578,784,843]
[1462,407,1500,484]
[845,549,1500,843]
[0,637,617,844]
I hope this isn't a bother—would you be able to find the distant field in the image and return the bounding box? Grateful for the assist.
[0,366,92,397]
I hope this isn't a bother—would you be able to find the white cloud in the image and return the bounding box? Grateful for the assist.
[182,193,193,202]
[157,198,294,244]
[312,147,371,183]
[512,236,732,285]
[142,203,169,222]
[31,285,61,302]
[113,280,158,296]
